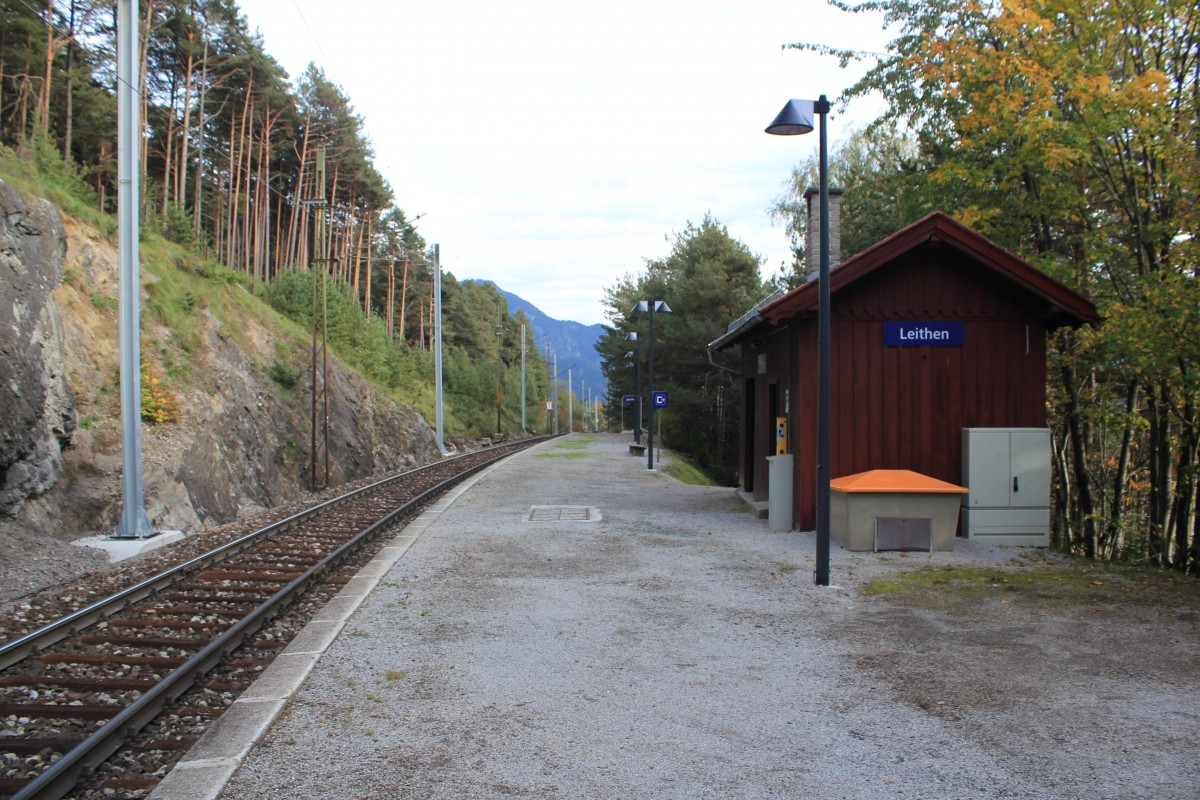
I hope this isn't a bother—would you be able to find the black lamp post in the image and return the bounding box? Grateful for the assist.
[626,331,642,445]
[631,300,670,470]
[767,95,832,587]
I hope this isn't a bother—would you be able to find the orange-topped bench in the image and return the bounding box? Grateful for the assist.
[830,469,967,551]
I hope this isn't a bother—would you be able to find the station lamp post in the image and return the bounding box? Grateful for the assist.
[631,300,670,470]
[626,332,641,444]
[767,95,832,587]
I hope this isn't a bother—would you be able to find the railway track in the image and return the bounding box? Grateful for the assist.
[0,437,549,800]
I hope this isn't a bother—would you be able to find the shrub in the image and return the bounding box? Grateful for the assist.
[268,360,302,389]
[141,360,181,424]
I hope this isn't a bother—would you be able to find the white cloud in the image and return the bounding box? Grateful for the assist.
[236,0,890,323]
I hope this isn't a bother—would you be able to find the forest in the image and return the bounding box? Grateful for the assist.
[598,0,1198,573]
[1,0,1196,571]
[0,0,563,438]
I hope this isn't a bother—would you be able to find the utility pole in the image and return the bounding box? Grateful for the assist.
[433,244,446,454]
[114,0,152,538]
[308,145,331,492]
[520,324,527,432]
[495,303,503,435]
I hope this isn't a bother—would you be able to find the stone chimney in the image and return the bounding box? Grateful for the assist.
[803,187,843,282]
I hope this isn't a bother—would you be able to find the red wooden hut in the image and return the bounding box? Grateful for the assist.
[710,209,1099,532]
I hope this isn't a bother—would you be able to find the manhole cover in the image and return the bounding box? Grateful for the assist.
[528,505,602,522]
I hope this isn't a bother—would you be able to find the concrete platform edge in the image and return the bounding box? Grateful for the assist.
[147,448,532,800]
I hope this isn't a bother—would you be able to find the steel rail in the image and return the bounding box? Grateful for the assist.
[0,442,526,671]
[7,443,528,800]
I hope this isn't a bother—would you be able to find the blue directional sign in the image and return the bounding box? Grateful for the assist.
[652,391,669,408]
[622,395,636,404]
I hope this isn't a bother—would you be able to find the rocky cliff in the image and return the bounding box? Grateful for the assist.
[0,178,447,544]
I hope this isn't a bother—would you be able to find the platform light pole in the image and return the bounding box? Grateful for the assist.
[767,96,832,586]
[626,332,642,444]
[631,300,670,470]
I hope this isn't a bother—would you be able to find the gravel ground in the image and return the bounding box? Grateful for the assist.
[214,433,1198,800]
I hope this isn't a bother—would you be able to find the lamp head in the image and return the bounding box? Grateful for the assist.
[765,99,815,136]
[631,300,649,313]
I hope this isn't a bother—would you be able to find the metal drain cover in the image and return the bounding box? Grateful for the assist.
[528,505,602,522]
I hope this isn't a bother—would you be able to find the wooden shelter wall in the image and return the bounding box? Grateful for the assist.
[788,250,1050,530]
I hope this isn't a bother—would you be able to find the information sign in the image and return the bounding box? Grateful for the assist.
[884,321,965,347]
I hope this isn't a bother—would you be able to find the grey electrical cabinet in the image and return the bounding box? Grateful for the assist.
[961,428,1051,546]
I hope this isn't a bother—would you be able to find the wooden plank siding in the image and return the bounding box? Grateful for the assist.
[728,213,1097,533]
[782,247,1053,531]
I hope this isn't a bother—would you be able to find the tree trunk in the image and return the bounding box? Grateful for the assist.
[398,255,410,344]
[362,215,372,316]
[241,109,254,275]
[38,0,53,138]
[1051,427,1073,550]
[161,73,179,217]
[1170,394,1198,570]
[227,76,252,270]
[253,129,267,281]
[1100,379,1140,559]
[327,166,339,271]
[285,121,311,271]
[175,23,197,211]
[1191,484,1200,575]
[138,0,156,215]
[1146,385,1172,566]
[1058,331,1098,558]
[273,183,285,277]
[387,258,395,339]
[62,0,76,158]
[191,35,209,238]
[351,209,363,304]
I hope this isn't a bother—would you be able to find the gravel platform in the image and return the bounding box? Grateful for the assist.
[197,434,1197,800]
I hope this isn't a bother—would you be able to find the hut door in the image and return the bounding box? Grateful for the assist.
[742,378,756,492]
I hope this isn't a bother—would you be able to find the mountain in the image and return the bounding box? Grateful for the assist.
[468,281,606,399]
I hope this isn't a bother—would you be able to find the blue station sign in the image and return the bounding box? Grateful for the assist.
[622,395,636,404]
[652,391,669,408]
[884,321,965,347]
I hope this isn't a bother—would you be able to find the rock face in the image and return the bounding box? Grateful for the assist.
[0,178,446,538]
[0,180,74,517]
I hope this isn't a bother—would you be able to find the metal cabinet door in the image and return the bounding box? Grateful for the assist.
[1009,429,1051,508]
[964,429,1012,508]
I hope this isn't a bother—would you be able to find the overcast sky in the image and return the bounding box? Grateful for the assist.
[235,0,892,325]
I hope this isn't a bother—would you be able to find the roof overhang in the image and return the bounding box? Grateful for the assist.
[758,212,1100,328]
[706,287,787,352]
